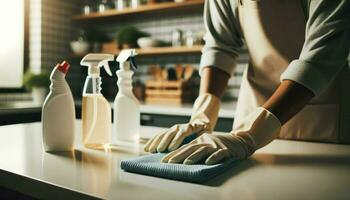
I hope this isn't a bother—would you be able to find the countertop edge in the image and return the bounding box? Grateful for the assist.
[0,168,100,200]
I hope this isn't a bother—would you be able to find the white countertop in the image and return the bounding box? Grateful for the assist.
[0,122,350,200]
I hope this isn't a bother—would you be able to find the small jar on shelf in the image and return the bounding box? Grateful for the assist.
[184,30,194,47]
[130,0,147,8]
[98,0,113,13]
[172,29,183,47]
[114,0,130,10]
[82,0,93,15]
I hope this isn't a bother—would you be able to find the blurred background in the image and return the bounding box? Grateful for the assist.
[0,0,250,129]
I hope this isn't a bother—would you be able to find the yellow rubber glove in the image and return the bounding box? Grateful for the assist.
[144,93,220,153]
[161,107,281,165]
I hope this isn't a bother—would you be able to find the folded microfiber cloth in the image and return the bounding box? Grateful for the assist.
[120,153,236,183]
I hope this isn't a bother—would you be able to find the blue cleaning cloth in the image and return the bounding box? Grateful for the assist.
[120,153,236,183]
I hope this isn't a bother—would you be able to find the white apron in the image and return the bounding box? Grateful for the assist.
[233,0,350,144]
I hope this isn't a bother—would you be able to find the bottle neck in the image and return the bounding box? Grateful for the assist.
[50,67,69,94]
[88,66,100,76]
[83,75,102,95]
[120,61,130,71]
[116,70,133,95]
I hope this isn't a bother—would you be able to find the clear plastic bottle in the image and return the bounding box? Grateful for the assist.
[80,54,114,149]
[82,77,111,149]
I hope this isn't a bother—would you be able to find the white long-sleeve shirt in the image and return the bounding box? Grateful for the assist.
[200,0,350,97]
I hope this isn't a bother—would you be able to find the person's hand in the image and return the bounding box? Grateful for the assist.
[144,93,220,153]
[162,107,282,165]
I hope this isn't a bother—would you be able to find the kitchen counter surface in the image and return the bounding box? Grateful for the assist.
[0,122,350,200]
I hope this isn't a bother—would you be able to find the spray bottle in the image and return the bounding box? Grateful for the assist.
[42,61,75,152]
[113,49,140,144]
[80,54,114,149]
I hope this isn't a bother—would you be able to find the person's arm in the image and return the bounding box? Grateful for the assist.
[200,68,315,126]
[199,67,230,99]
[263,80,314,124]
[144,0,242,153]
[199,0,243,86]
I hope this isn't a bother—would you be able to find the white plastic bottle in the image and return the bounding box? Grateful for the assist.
[113,49,140,144]
[80,54,114,149]
[42,61,75,152]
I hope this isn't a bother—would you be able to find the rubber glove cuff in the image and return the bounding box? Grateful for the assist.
[189,93,220,135]
[231,107,282,157]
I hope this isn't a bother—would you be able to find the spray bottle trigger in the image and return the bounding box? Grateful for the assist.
[100,60,113,76]
[129,57,137,71]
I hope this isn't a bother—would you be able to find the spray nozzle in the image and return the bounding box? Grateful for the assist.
[116,49,138,71]
[80,54,114,76]
[129,57,138,71]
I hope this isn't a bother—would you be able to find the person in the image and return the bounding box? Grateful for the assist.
[144,0,350,165]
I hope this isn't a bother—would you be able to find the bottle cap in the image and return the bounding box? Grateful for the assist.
[58,61,70,74]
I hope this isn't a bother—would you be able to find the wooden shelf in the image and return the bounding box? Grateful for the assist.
[71,46,203,58]
[128,46,203,56]
[72,0,204,21]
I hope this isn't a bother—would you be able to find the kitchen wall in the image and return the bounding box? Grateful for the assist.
[41,0,81,69]
[30,0,80,72]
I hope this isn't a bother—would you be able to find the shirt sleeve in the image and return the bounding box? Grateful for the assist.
[280,0,350,97]
[199,0,244,77]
